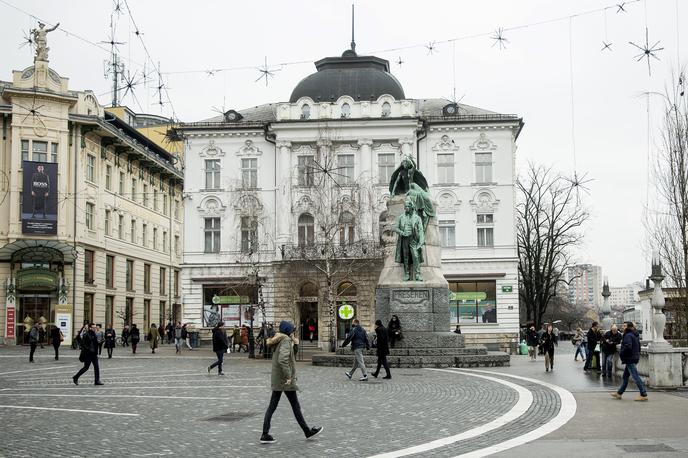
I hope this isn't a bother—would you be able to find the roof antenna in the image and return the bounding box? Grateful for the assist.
[350,4,356,53]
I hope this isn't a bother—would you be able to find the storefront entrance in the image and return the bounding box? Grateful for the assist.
[298,301,318,344]
[17,295,51,344]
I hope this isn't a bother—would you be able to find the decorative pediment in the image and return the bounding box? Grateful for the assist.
[432,134,459,152]
[237,139,263,157]
[199,139,225,157]
[437,190,461,213]
[234,194,263,215]
[469,132,497,151]
[469,189,500,212]
[197,196,226,216]
[292,194,315,214]
[336,192,358,214]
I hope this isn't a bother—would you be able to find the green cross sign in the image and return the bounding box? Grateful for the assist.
[338,304,355,320]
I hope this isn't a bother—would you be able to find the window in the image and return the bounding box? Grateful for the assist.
[160,267,166,295]
[131,178,137,202]
[241,158,258,189]
[21,140,29,161]
[84,250,94,284]
[477,213,494,247]
[50,143,58,163]
[437,153,454,183]
[119,172,125,194]
[105,165,112,190]
[448,280,497,324]
[159,301,166,327]
[126,259,134,291]
[297,156,315,186]
[84,293,94,324]
[337,154,354,185]
[439,220,456,248]
[130,219,136,244]
[381,102,391,117]
[378,154,395,185]
[341,103,350,118]
[106,255,115,288]
[339,212,355,246]
[144,264,151,294]
[174,200,180,220]
[204,217,221,253]
[33,141,47,162]
[205,159,221,189]
[298,213,315,247]
[85,202,95,230]
[174,235,180,255]
[163,194,168,216]
[153,228,158,250]
[241,216,258,253]
[142,223,148,247]
[105,210,111,236]
[118,215,124,240]
[301,104,310,119]
[153,189,159,211]
[143,184,149,206]
[174,270,180,297]
[125,297,134,326]
[477,214,494,224]
[143,299,151,330]
[475,152,493,183]
[163,231,168,253]
[105,296,114,326]
[86,154,95,182]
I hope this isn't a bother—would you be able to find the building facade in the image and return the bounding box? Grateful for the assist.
[0,55,183,345]
[179,47,523,350]
[567,264,603,309]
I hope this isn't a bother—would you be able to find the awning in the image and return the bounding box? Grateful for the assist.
[0,239,77,264]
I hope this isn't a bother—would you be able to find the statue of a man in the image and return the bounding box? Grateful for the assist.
[393,198,425,281]
[32,22,60,62]
[406,182,435,230]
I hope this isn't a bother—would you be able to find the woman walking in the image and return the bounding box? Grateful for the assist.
[95,324,105,356]
[540,324,556,372]
[573,327,586,361]
[148,323,160,354]
[130,324,140,354]
[260,321,323,444]
[388,315,403,349]
[207,322,229,375]
[50,325,63,360]
[104,325,116,359]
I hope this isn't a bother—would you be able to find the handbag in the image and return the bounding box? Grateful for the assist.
[594,343,601,353]
[78,350,86,362]
[59,331,64,342]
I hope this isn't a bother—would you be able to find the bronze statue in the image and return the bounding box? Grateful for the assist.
[389,157,428,196]
[406,182,435,229]
[393,198,425,281]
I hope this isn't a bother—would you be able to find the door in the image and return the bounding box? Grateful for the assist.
[17,296,51,345]
[298,302,318,344]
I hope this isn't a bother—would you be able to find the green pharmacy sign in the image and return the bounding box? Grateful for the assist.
[212,295,249,305]
[338,303,355,320]
[450,291,487,301]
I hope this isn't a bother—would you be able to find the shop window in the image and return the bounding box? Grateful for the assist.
[448,280,497,324]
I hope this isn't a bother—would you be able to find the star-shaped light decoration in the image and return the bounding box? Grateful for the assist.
[396,56,404,66]
[255,56,280,87]
[629,28,664,76]
[205,69,218,77]
[112,0,124,16]
[15,97,45,124]
[616,3,627,13]
[601,41,613,52]
[425,41,437,55]
[491,27,509,50]
[19,29,35,54]
[563,171,593,205]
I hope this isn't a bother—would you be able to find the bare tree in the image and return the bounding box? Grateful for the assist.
[517,163,589,329]
[646,76,688,339]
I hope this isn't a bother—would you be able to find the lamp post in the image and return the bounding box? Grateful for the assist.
[601,276,612,331]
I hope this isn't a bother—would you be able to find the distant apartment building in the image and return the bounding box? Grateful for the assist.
[609,282,642,309]
[567,264,603,308]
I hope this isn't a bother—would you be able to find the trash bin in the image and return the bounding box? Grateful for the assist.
[189,331,200,348]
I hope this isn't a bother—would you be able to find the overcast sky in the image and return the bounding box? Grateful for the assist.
[1,0,684,286]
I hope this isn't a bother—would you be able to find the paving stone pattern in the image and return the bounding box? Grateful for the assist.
[0,346,563,457]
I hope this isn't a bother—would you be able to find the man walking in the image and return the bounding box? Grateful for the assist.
[341,319,370,381]
[371,320,391,379]
[611,322,648,401]
[207,322,229,375]
[601,324,622,377]
[73,323,103,386]
[28,323,40,362]
[174,322,183,354]
[526,325,539,361]
[260,321,323,444]
[584,321,600,372]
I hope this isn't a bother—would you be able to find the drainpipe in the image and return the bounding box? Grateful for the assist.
[263,123,276,325]
[415,119,428,166]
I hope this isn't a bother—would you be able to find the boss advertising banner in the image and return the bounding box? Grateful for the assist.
[22,160,57,234]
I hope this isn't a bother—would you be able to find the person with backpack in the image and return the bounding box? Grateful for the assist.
[611,322,648,401]
[341,319,371,382]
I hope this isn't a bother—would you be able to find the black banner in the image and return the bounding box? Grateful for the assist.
[22,161,58,235]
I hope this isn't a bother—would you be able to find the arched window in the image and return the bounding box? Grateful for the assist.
[301,104,311,120]
[337,281,357,296]
[341,103,351,118]
[339,211,355,245]
[298,213,315,246]
[300,282,318,297]
[381,102,391,117]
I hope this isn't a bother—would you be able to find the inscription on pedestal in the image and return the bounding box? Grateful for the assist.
[392,289,430,304]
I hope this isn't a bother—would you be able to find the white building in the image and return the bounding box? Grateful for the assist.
[567,264,603,309]
[609,283,642,309]
[179,46,523,351]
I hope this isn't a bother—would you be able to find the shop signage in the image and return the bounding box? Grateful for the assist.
[501,285,513,293]
[55,303,72,346]
[212,295,249,305]
[5,278,16,339]
[338,303,355,320]
[450,291,487,301]
[22,160,58,235]
[5,307,15,339]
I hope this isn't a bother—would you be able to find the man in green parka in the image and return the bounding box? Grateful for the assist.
[260,320,323,444]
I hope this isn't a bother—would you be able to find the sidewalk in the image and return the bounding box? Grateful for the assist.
[492,349,688,457]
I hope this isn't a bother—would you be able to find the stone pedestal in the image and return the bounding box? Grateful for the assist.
[646,348,684,387]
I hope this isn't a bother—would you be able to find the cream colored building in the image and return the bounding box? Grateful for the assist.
[0,53,183,345]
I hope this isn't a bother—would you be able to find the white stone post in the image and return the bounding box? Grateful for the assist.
[648,251,670,350]
[601,276,612,331]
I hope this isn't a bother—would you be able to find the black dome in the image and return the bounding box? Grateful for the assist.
[289,50,405,103]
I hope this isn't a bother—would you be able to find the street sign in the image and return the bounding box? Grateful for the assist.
[212,295,249,305]
[501,285,513,293]
[338,303,355,320]
[450,292,487,301]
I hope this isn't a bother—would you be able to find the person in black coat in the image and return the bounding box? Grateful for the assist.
[540,324,556,372]
[526,325,539,360]
[388,315,402,348]
[50,326,63,360]
[371,320,391,379]
[104,325,116,359]
[583,322,600,371]
[208,322,229,375]
[73,323,103,385]
[130,324,140,354]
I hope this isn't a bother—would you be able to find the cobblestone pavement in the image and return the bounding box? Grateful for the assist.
[0,344,568,457]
